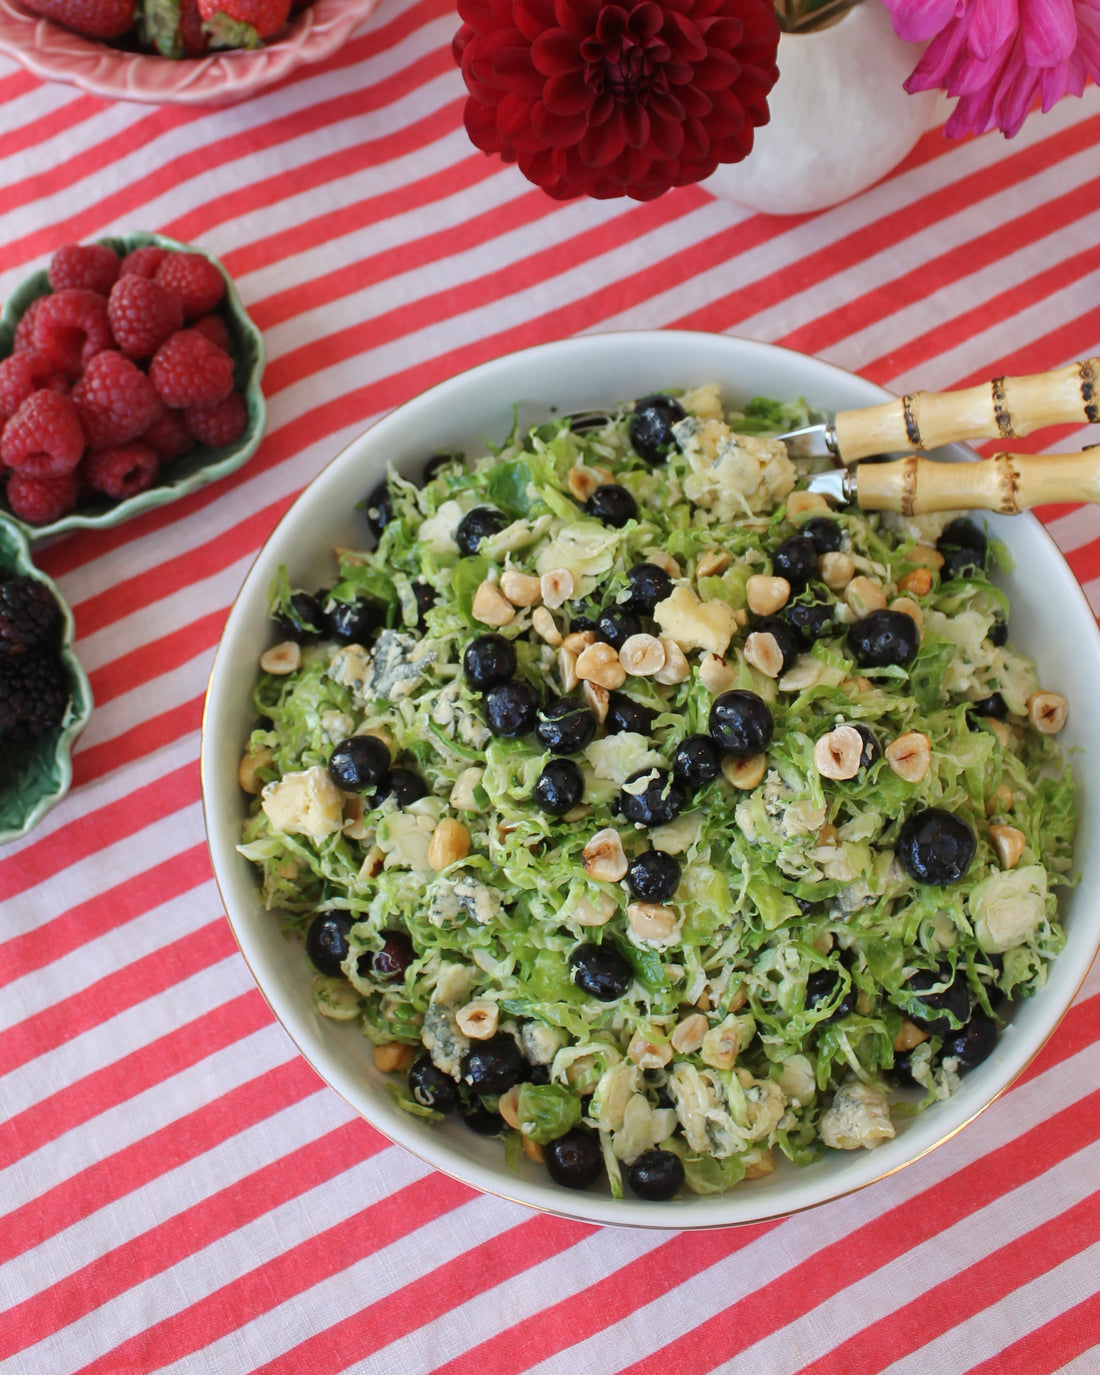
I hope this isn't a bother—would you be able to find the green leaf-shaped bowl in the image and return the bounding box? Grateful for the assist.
[0,517,93,844]
[0,231,267,541]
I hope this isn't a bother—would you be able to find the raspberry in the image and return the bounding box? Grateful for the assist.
[140,404,193,461]
[72,350,159,448]
[84,442,160,499]
[1,390,84,478]
[120,245,169,278]
[0,575,61,652]
[149,329,234,409]
[32,288,112,377]
[13,297,44,354]
[48,243,120,296]
[4,467,80,525]
[0,351,56,417]
[107,274,184,359]
[154,253,225,319]
[0,645,68,742]
[192,312,230,352]
[185,390,248,448]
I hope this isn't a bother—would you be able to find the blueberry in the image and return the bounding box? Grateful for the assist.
[364,479,393,541]
[786,586,835,644]
[569,942,633,1000]
[626,1148,684,1201]
[305,909,352,976]
[801,516,843,554]
[569,614,600,636]
[408,1057,458,1113]
[771,535,818,591]
[375,767,428,807]
[897,808,976,885]
[605,693,656,736]
[536,697,597,754]
[327,596,381,645]
[456,506,506,556]
[423,452,460,483]
[365,929,415,982]
[485,679,539,737]
[618,768,687,827]
[905,965,971,1035]
[938,516,987,559]
[672,733,722,788]
[629,394,686,464]
[709,690,774,758]
[806,966,856,1023]
[941,546,983,579]
[852,723,881,769]
[969,691,1008,720]
[461,1032,524,1095]
[534,759,585,815]
[460,1099,506,1134]
[544,1127,604,1190]
[887,1049,921,1087]
[988,611,1008,647]
[597,606,642,650]
[847,608,920,668]
[586,484,638,528]
[751,615,799,674]
[625,563,674,616]
[274,590,325,643]
[626,849,681,902]
[941,1008,998,1073]
[328,734,390,791]
[412,581,437,628]
[463,633,517,689]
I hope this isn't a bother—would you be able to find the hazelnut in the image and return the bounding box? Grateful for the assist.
[619,633,666,677]
[500,569,542,607]
[644,548,681,578]
[654,637,690,685]
[819,552,855,591]
[572,891,618,926]
[845,576,887,617]
[260,640,301,675]
[456,998,499,1039]
[1027,690,1068,735]
[562,629,597,654]
[472,580,515,627]
[575,641,627,690]
[238,744,275,794]
[428,818,471,871]
[890,596,923,635]
[627,901,677,942]
[627,1033,673,1069]
[699,652,737,694]
[497,1084,522,1128]
[746,573,790,616]
[582,679,610,722]
[721,753,766,790]
[541,568,575,609]
[743,630,784,679]
[373,1042,416,1074]
[786,490,831,520]
[893,1019,929,1053]
[814,725,864,780]
[885,731,931,783]
[670,1012,708,1054]
[908,543,945,570]
[696,548,731,577]
[532,606,562,646]
[583,827,629,882]
[898,567,933,597]
[559,645,579,693]
[990,823,1026,869]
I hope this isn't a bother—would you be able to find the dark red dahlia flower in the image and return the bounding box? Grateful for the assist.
[452,0,781,200]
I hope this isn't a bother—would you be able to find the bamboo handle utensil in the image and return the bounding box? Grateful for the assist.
[780,358,1100,462]
[808,450,1100,515]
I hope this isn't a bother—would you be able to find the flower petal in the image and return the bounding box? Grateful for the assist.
[1020,0,1077,67]
[882,0,966,43]
[967,0,1017,61]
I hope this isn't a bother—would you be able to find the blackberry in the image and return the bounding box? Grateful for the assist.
[0,576,61,652]
[0,647,68,742]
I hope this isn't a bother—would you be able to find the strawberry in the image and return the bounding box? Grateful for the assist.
[196,0,290,43]
[23,0,135,40]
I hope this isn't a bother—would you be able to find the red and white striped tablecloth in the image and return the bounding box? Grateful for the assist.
[2,3,1099,1369]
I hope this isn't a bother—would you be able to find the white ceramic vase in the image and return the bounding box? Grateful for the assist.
[706,0,937,215]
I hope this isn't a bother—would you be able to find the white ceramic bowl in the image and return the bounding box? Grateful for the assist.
[201,332,1100,1228]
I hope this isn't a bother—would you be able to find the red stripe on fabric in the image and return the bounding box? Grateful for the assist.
[165,96,470,270]
[427,1225,775,1375]
[614,1085,1100,1375]
[963,1290,1100,1375]
[0,919,235,1077]
[0,1112,386,1357]
[782,173,1100,361]
[85,609,226,705]
[0,40,460,274]
[71,695,205,789]
[0,1055,323,1267]
[1017,990,1100,1085]
[795,1191,1100,1375]
[0,66,42,108]
[0,987,271,1170]
[73,1172,476,1375]
[0,93,104,161]
[0,760,200,899]
[211,144,495,286]
[0,843,210,986]
[860,234,1100,391]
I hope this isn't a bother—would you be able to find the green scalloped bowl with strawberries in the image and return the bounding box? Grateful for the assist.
[0,515,93,844]
[0,230,266,541]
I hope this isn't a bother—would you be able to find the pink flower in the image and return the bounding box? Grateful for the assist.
[452,0,780,200]
[882,0,1100,136]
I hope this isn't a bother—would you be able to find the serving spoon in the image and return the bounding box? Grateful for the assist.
[778,357,1100,462]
